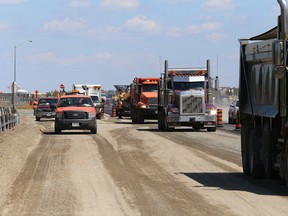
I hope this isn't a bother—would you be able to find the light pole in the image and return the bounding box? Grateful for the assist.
[12,40,32,108]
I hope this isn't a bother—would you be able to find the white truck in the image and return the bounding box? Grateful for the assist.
[72,84,102,119]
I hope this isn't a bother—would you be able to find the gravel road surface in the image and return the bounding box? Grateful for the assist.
[0,109,287,216]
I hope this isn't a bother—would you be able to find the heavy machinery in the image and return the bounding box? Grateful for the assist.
[113,85,131,116]
[239,0,288,186]
[130,77,159,123]
[158,60,218,131]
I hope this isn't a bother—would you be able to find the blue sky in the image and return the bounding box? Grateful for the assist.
[0,0,280,93]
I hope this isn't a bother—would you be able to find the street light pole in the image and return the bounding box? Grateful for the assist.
[12,40,32,108]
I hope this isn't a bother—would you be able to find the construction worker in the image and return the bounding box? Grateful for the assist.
[118,98,123,119]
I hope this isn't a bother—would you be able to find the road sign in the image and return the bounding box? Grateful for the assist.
[60,84,65,89]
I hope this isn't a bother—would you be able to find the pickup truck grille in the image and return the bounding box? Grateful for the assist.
[64,111,87,119]
[181,95,204,114]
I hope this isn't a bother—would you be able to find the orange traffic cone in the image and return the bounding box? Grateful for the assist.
[217,109,223,127]
[235,110,241,130]
[111,106,116,117]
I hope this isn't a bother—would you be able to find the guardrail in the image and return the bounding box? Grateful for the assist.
[0,106,19,132]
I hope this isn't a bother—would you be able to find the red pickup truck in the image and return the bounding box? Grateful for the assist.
[54,95,97,134]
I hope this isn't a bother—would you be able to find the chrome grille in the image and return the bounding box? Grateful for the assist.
[181,95,203,114]
[147,98,158,105]
[64,111,87,119]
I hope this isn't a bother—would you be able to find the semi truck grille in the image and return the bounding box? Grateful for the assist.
[64,111,87,119]
[147,98,158,105]
[181,95,204,114]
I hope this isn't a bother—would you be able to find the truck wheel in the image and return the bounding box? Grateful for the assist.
[241,118,252,176]
[91,127,97,134]
[55,125,61,134]
[36,117,40,121]
[248,128,264,178]
[158,109,164,130]
[207,127,216,132]
[97,113,101,119]
[284,142,288,187]
[131,108,137,123]
[262,122,272,178]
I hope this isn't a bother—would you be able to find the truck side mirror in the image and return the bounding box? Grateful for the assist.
[272,40,286,78]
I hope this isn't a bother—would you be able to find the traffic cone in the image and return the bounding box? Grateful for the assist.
[235,110,241,130]
[217,108,223,127]
[111,106,116,117]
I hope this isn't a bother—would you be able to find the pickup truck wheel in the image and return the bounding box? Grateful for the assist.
[54,126,61,134]
[36,117,40,121]
[91,128,97,134]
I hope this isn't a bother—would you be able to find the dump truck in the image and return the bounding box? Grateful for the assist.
[72,84,102,119]
[239,0,288,187]
[158,60,218,131]
[113,85,131,116]
[130,77,159,123]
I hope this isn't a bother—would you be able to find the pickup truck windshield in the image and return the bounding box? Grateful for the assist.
[58,98,93,107]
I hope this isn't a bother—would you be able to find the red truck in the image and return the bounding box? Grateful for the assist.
[130,77,159,123]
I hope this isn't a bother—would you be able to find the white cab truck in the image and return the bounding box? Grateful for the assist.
[72,84,102,119]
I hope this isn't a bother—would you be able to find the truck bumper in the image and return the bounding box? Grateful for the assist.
[55,118,96,130]
[167,114,216,127]
[139,108,158,119]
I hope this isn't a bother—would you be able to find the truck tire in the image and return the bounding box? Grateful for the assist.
[241,118,252,176]
[262,122,273,178]
[131,108,137,123]
[158,109,164,130]
[248,127,264,178]
[36,117,40,121]
[207,127,216,132]
[54,124,61,134]
[284,142,288,187]
[91,127,97,134]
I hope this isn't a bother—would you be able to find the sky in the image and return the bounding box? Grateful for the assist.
[0,0,281,93]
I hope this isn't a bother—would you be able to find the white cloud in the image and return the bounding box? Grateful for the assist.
[202,0,236,10]
[88,26,121,37]
[69,0,90,8]
[166,22,221,37]
[0,23,13,32]
[0,0,27,4]
[159,0,192,3]
[100,0,139,9]
[42,18,86,33]
[125,16,160,33]
[26,52,112,65]
[206,32,229,41]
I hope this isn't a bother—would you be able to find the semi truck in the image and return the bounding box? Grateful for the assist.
[158,60,218,131]
[113,85,131,116]
[239,0,288,186]
[130,77,159,123]
[72,84,102,119]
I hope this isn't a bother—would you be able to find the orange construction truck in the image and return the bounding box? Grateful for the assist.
[130,77,159,123]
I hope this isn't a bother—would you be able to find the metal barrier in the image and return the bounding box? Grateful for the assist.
[0,106,19,132]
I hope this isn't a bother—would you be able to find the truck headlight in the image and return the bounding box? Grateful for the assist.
[56,112,63,119]
[210,109,217,115]
[88,112,95,119]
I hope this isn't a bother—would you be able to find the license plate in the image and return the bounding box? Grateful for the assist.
[72,123,80,127]
[189,118,195,122]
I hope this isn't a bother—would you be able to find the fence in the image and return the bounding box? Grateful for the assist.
[0,106,19,132]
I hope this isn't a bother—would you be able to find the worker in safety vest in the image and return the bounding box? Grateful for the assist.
[118,98,123,119]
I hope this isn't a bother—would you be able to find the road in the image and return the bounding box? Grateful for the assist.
[0,109,287,216]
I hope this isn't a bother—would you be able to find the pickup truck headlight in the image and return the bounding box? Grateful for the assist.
[88,112,95,119]
[56,112,63,119]
[210,109,217,115]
